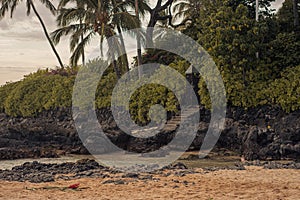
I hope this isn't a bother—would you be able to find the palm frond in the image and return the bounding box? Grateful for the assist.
[57,7,89,26]
[112,11,140,30]
[9,0,18,17]
[0,0,13,18]
[26,0,31,16]
[70,31,95,67]
[38,0,56,15]
[70,24,91,51]
[51,23,86,44]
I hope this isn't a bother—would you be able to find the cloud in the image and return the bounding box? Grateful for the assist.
[0,1,59,40]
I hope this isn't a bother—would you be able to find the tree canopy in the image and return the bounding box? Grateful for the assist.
[0,0,299,121]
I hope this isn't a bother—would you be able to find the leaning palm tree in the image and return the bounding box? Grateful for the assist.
[0,0,64,68]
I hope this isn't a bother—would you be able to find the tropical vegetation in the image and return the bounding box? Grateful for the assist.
[0,0,299,124]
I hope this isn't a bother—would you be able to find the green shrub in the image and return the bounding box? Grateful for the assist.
[0,81,21,113]
[4,74,74,117]
[270,65,300,112]
[0,62,299,118]
[198,64,300,112]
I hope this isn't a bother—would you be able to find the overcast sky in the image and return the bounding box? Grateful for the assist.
[0,0,285,85]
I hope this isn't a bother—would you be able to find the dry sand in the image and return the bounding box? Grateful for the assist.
[0,166,299,200]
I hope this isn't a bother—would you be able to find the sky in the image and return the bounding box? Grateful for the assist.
[0,0,285,85]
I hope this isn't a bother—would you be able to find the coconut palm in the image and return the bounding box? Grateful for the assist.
[51,0,94,67]
[52,0,140,79]
[0,0,64,68]
[171,0,201,28]
[51,8,95,67]
[112,0,147,74]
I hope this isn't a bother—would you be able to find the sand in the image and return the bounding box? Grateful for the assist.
[0,166,299,200]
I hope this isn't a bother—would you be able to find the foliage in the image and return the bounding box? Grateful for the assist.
[115,64,188,124]
[0,0,300,119]
[266,32,300,69]
[276,0,300,32]
[52,0,141,77]
[270,65,300,112]
[196,3,261,85]
[3,69,75,117]
[184,0,300,111]
[199,63,300,112]
[0,81,20,113]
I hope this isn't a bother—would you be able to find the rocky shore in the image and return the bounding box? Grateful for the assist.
[0,106,299,161]
[0,159,299,183]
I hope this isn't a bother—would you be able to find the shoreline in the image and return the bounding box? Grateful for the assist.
[0,165,299,200]
[0,152,299,183]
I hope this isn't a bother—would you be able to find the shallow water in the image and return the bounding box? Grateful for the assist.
[0,152,240,170]
[0,155,94,170]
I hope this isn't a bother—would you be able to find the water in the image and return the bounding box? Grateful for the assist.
[0,154,94,170]
[0,151,241,170]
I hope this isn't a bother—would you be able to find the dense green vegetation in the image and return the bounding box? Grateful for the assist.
[0,0,299,121]
[0,68,76,117]
[193,0,300,110]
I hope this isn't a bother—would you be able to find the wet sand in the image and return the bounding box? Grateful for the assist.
[0,166,299,200]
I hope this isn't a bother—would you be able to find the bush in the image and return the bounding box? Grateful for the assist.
[198,64,300,112]
[270,65,300,112]
[0,62,299,118]
[4,73,74,117]
[0,81,21,113]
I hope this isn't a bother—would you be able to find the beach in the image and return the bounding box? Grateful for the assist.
[0,165,299,200]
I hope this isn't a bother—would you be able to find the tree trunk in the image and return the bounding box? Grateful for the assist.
[80,19,85,66]
[111,0,129,73]
[145,0,174,47]
[107,38,121,80]
[30,1,64,68]
[135,0,143,78]
[146,12,156,47]
[293,0,299,31]
[112,58,121,80]
[117,25,130,73]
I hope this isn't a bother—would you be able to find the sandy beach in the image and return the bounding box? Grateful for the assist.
[0,166,299,200]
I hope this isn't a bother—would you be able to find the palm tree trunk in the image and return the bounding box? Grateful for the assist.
[111,0,130,73]
[81,33,85,66]
[135,0,143,78]
[112,58,121,80]
[107,37,121,80]
[30,1,64,68]
[80,19,85,66]
[117,25,130,73]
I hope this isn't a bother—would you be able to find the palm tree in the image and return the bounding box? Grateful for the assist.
[171,0,201,28]
[0,0,64,68]
[52,0,94,67]
[52,0,140,78]
[51,8,95,67]
[111,0,130,73]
